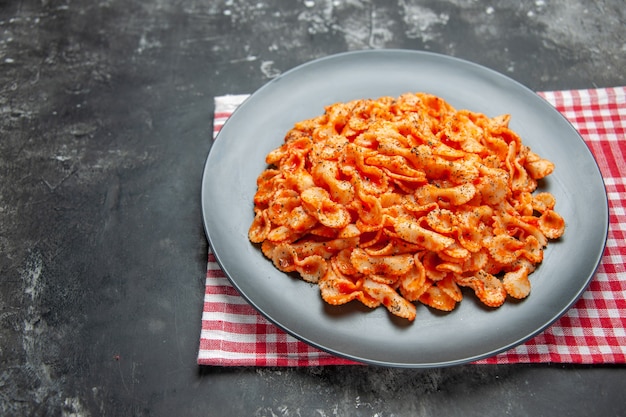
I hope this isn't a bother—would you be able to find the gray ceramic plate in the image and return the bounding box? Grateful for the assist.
[201,50,608,367]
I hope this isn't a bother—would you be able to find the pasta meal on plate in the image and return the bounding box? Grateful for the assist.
[248,93,565,321]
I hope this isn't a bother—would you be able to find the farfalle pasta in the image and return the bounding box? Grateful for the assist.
[249,93,565,321]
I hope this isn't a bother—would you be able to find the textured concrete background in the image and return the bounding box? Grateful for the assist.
[1,0,624,416]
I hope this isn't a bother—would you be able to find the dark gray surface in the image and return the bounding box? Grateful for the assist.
[203,50,607,367]
[1,0,624,415]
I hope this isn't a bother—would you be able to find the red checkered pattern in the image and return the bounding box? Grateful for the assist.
[198,87,626,366]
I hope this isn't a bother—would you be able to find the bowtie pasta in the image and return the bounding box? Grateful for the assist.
[248,93,565,321]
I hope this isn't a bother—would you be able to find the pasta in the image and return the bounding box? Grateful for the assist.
[249,93,565,321]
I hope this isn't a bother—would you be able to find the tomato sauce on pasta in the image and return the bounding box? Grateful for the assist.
[249,93,565,321]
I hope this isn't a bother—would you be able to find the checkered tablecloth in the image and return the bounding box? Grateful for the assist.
[198,87,626,366]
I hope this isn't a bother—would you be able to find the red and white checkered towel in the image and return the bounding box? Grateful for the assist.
[198,87,626,366]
